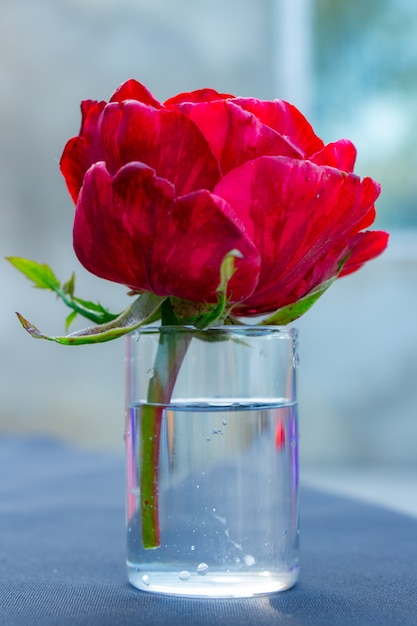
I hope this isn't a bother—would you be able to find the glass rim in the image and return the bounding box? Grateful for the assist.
[131,325,298,339]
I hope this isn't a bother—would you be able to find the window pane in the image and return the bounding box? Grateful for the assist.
[313,0,417,229]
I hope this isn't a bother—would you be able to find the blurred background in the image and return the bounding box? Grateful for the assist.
[1,0,416,510]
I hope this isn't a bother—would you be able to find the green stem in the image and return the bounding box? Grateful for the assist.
[140,325,190,549]
[140,383,164,549]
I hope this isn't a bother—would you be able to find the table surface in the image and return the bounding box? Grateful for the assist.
[1,437,417,626]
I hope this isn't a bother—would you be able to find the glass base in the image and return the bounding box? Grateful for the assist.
[127,563,298,597]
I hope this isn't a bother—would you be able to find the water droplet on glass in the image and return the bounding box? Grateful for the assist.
[222,419,227,426]
[179,570,190,581]
[197,562,209,576]
[244,554,256,566]
[212,508,216,513]
[282,529,288,536]
[142,574,150,586]
[190,545,195,551]
[206,436,211,442]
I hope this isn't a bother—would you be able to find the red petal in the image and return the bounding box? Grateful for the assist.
[214,156,381,314]
[73,163,260,302]
[60,100,106,203]
[109,79,162,108]
[151,190,260,302]
[79,100,106,136]
[244,229,388,313]
[170,100,302,175]
[231,98,324,157]
[60,83,163,204]
[339,231,389,276]
[164,88,234,106]
[60,137,90,204]
[73,162,175,292]
[310,139,357,172]
[99,101,221,194]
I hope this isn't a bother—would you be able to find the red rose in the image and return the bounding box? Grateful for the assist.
[60,79,388,318]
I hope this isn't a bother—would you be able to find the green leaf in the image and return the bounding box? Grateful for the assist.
[72,296,109,310]
[15,293,166,345]
[259,277,337,326]
[61,296,119,325]
[62,272,76,296]
[7,257,60,291]
[65,310,78,331]
[7,257,120,325]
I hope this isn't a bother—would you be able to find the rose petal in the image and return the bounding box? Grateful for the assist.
[214,156,381,314]
[99,101,221,194]
[60,137,90,204]
[164,88,234,106]
[79,100,107,136]
[60,100,106,203]
[310,139,357,172]
[151,190,260,303]
[284,230,389,304]
[169,100,302,175]
[109,79,162,108]
[339,231,389,276]
[73,163,260,302]
[231,98,324,157]
[73,162,175,292]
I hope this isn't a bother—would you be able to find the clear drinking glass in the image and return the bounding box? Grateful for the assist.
[125,326,299,597]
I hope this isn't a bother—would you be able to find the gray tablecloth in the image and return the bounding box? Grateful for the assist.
[1,437,416,626]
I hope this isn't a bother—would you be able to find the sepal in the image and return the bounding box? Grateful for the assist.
[258,277,337,326]
[169,250,240,329]
[15,293,166,345]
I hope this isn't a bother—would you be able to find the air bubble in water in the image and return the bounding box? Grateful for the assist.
[179,570,190,581]
[142,574,150,586]
[244,554,256,566]
[197,562,209,575]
